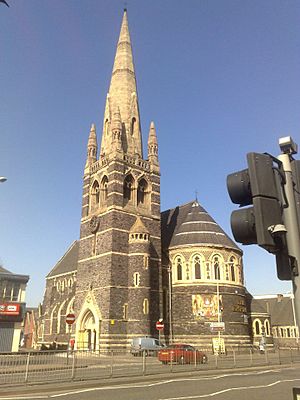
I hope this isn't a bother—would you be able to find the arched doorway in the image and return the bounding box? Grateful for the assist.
[77,310,99,351]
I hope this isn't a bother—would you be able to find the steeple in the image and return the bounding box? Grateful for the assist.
[85,123,97,168]
[147,121,159,168]
[100,10,143,158]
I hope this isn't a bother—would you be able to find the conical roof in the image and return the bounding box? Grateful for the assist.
[161,200,241,252]
[101,10,142,157]
[130,216,149,234]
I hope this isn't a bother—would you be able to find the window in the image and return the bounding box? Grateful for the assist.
[91,180,100,210]
[124,175,134,204]
[12,283,20,301]
[193,255,201,279]
[144,256,149,269]
[137,178,148,206]
[213,257,220,280]
[176,258,183,281]
[143,299,149,314]
[230,257,236,282]
[264,320,270,336]
[133,272,140,287]
[131,117,136,136]
[100,176,108,206]
[254,319,261,335]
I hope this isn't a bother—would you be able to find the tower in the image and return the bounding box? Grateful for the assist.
[74,10,161,350]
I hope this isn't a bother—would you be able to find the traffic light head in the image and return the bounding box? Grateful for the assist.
[227,153,283,253]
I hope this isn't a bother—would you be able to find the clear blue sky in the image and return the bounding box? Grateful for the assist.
[1,0,299,307]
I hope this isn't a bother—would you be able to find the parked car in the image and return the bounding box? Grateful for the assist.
[158,344,208,364]
[130,337,165,356]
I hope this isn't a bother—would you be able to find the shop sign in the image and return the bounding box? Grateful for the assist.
[0,303,20,316]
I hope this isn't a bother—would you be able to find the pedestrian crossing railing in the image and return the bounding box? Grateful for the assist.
[0,346,299,386]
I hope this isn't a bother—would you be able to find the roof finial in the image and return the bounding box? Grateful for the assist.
[192,190,199,207]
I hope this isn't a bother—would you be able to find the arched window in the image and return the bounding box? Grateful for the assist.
[131,117,136,136]
[193,255,201,280]
[253,319,261,335]
[143,299,149,314]
[264,319,270,336]
[133,272,140,287]
[124,175,134,204]
[137,178,148,206]
[176,258,183,281]
[91,180,100,210]
[100,175,108,206]
[213,256,220,280]
[230,256,236,282]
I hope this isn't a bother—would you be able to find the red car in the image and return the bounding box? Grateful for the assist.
[158,344,208,365]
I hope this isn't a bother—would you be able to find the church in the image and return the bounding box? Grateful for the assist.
[38,10,272,351]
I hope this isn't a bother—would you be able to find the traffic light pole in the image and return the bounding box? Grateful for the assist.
[277,152,300,331]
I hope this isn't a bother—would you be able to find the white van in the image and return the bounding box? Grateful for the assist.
[130,337,165,356]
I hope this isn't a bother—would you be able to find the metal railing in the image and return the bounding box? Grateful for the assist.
[0,347,299,386]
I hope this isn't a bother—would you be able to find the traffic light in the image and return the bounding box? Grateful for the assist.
[227,153,282,252]
[227,152,292,280]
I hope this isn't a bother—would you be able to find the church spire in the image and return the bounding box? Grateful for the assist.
[100,10,143,158]
[86,123,97,167]
[147,121,159,169]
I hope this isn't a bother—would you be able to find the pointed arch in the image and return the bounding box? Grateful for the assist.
[124,174,135,205]
[191,254,204,280]
[229,255,237,282]
[137,177,149,207]
[211,254,223,280]
[100,175,108,207]
[91,180,100,211]
[57,299,68,334]
[50,304,59,335]
[131,117,136,136]
[173,255,183,281]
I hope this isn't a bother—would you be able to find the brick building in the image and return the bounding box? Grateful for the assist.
[39,10,253,350]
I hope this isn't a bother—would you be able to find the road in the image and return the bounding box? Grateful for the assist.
[1,365,300,400]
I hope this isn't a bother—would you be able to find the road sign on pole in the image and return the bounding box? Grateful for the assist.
[66,313,76,325]
[156,321,164,330]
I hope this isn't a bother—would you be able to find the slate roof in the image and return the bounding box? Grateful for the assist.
[47,241,79,278]
[0,265,29,283]
[253,295,294,326]
[0,265,12,274]
[161,200,241,252]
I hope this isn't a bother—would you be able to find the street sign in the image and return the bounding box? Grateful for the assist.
[66,313,76,325]
[156,321,164,330]
[210,322,225,332]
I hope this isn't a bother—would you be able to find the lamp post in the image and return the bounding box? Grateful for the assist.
[168,263,173,344]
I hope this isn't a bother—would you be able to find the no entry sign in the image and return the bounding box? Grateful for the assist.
[66,313,76,325]
[156,321,164,330]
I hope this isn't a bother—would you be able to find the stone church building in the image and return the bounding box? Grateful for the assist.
[39,10,266,351]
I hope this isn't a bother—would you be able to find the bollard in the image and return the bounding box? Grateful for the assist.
[215,354,218,369]
[194,350,197,369]
[249,349,253,367]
